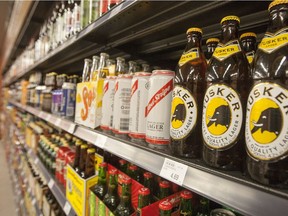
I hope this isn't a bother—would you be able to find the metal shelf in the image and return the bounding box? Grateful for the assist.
[10,100,288,216]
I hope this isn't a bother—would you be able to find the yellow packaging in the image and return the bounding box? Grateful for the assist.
[66,164,98,216]
[75,80,104,129]
[21,80,29,105]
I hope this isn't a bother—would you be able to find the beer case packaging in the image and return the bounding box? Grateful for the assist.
[66,164,99,216]
[89,164,144,216]
[75,80,104,129]
[133,192,181,216]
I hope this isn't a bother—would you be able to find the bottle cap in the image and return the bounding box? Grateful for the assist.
[206,38,220,44]
[87,148,96,154]
[186,27,203,35]
[129,165,138,171]
[180,190,193,199]
[92,55,100,60]
[99,162,107,167]
[119,159,127,165]
[159,200,173,211]
[80,144,88,149]
[159,180,170,188]
[143,172,153,179]
[269,0,288,11]
[240,32,257,40]
[138,187,150,196]
[108,169,118,175]
[220,15,240,24]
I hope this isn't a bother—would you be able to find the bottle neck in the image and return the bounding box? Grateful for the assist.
[221,21,239,44]
[185,34,202,51]
[138,194,150,209]
[120,183,132,207]
[160,209,171,216]
[107,175,117,195]
[268,5,288,33]
[98,167,107,185]
[159,187,170,199]
[180,198,192,215]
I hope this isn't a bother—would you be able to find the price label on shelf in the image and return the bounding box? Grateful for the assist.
[34,158,39,165]
[48,179,55,189]
[63,202,72,215]
[46,115,52,122]
[55,118,61,127]
[160,158,188,186]
[32,198,36,206]
[95,134,107,149]
[68,123,76,134]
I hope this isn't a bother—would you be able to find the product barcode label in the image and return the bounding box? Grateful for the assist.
[63,202,72,215]
[120,118,129,131]
[48,179,55,189]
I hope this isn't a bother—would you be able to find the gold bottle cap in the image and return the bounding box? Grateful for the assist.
[240,32,257,40]
[186,27,203,35]
[220,15,240,24]
[206,38,220,44]
[87,148,96,154]
[269,0,288,11]
[81,144,88,149]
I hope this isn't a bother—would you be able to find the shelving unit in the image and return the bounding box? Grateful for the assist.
[3,1,288,216]
[14,124,75,216]
[9,100,288,216]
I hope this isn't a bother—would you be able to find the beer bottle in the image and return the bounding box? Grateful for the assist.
[128,60,137,75]
[240,32,257,65]
[114,176,134,216]
[103,169,120,212]
[73,141,82,171]
[119,159,128,173]
[159,200,172,216]
[97,52,110,79]
[159,180,171,199]
[115,57,126,76]
[143,172,154,197]
[77,144,88,175]
[82,58,92,82]
[170,27,207,158]
[91,162,108,199]
[202,16,250,170]
[196,197,210,216]
[81,148,95,178]
[136,187,151,215]
[245,0,288,187]
[90,55,100,81]
[179,190,193,216]
[206,38,220,62]
[127,164,141,182]
[107,59,116,76]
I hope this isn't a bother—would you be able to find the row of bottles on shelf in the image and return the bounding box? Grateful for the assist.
[8,0,288,189]
[13,109,241,216]
[5,0,123,80]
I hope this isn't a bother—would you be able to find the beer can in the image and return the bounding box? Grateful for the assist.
[101,76,117,131]
[112,74,133,136]
[145,70,175,149]
[129,72,151,140]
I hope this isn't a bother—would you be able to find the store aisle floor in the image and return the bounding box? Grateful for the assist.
[0,142,17,216]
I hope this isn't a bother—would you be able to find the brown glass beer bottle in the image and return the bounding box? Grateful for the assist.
[206,38,220,63]
[202,16,250,170]
[240,32,257,66]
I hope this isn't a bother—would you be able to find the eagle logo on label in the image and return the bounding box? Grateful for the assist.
[202,84,242,149]
[170,86,197,140]
[245,83,288,160]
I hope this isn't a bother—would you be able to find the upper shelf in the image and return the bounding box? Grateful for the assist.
[4,1,270,86]
[9,100,288,216]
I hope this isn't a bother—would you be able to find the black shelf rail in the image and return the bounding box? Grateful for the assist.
[10,100,288,216]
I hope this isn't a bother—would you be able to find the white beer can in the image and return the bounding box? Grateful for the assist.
[101,76,117,131]
[145,70,175,149]
[112,74,133,136]
[129,72,151,140]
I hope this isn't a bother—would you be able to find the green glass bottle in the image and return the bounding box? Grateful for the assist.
[92,162,108,200]
[179,190,193,216]
[119,159,128,173]
[114,177,134,216]
[103,169,120,212]
[159,180,171,199]
[127,164,141,182]
[136,187,151,216]
[159,200,172,216]
[196,197,210,216]
[143,172,154,197]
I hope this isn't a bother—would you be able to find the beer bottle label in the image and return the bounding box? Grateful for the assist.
[245,83,288,160]
[202,84,243,149]
[178,48,199,66]
[258,28,288,54]
[213,40,241,61]
[170,86,197,140]
[246,51,255,64]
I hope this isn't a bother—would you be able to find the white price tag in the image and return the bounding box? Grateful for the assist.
[68,124,76,134]
[34,158,39,164]
[32,198,36,206]
[48,179,55,189]
[95,134,107,149]
[160,158,188,186]
[55,118,61,127]
[46,115,52,122]
[63,202,72,215]
[39,111,46,119]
